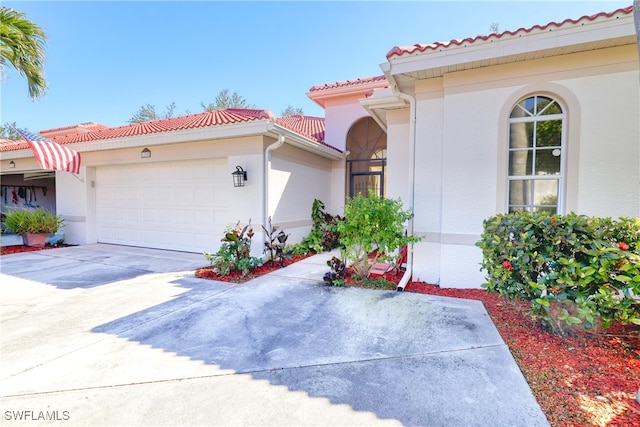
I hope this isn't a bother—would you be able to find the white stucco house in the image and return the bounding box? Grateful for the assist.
[1,5,638,288]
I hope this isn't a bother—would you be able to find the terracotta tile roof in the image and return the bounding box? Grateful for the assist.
[276,115,328,147]
[0,109,275,152]
[40,122,109,137]
[0,109,339,153]
[308,75,388,92]
[386,5,634,59]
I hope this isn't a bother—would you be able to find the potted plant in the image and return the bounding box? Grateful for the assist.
[2,208,65,247]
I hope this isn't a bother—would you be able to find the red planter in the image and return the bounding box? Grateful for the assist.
[21,233,51,247]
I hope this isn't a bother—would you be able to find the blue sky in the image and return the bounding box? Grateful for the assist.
[1,1,632,133]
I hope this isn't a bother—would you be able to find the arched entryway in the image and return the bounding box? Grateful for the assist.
[345,117,387,200]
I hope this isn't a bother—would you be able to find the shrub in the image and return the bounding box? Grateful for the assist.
[262,217,291,267]
[477,212,640,335]
[204,220,262,277]
[3,208,64,234]
[338,191,419,280]
[323,256,346,286]
[297,199,344,254]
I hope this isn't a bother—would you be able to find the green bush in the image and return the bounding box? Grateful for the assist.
[338,191,419,280]
[204,220,262,277]
[296,199,344,254]
[477,212,640,334]
[3,208,64,234]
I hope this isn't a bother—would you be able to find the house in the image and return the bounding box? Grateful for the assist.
[1,5,638,288]
[0,111,345,254]
[309,5,639,287]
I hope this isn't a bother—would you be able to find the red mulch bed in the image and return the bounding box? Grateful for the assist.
[0,244,69,255]
[195,253,315,283]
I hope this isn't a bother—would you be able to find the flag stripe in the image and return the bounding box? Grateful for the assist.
[16,128,81,174]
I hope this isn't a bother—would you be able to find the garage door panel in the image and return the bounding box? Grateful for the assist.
[96,159,227,253]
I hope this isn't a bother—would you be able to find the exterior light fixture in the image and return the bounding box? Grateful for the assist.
[9,161,15,168]
[141,147,151,158]
[232,166,247,187]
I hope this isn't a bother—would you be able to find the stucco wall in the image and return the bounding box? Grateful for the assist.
[566,69,639,217]
[323,99,372,152]
[270,144,333,244]
[387,44,640,288]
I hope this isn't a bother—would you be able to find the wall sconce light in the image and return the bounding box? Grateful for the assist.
[141,147,151,158]
[9,161,15,168]
[232,166,247,187]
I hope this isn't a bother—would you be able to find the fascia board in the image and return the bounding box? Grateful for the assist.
[306,81,389,108]
[387,16,635,76]
[269,125,344,160]
[0,150,32,160]
[360,88,407,110]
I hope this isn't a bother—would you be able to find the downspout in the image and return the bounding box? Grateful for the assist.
[264,135,286,235]
[387,75,417,292]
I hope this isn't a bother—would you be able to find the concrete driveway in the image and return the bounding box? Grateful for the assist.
[0,244,549,426]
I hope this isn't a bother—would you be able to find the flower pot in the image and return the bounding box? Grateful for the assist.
[22,233,51,247]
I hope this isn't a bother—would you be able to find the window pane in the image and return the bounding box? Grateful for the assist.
[523,97,535,114]
[509,180,532,206]
[533,180,558,206]
[509,122,533,148]
[539,100,562,115]
[536,120,562,147]
[509,179,558,212]
[535,149,561,175]
[535,96,552,114]
[509,150,532,176]
[510,97,535,117]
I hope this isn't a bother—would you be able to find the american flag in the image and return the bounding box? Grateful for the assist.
[16,128,81,175]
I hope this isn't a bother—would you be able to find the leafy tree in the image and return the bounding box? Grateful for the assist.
[281,105,304,116]
[0,122,21,140]
[338,191,419,280]
[200,89,254,111]
[0,6,47,100]
[128,102,176,123]
[489,22,500,34]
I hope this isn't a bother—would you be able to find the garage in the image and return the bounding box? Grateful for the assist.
[96,158,229,253]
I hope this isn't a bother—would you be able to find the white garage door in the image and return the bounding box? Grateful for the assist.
[96,159,228,253]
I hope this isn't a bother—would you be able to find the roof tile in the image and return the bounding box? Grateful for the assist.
[386,5,634,59]
[308,75,388,92]
[0,109,339,153]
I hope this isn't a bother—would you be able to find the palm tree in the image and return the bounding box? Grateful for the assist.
[0,7,47,100]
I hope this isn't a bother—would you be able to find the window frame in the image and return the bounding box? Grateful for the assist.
[507,95,567,214]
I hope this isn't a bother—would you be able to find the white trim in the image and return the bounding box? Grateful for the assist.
[417,232,480,246]
[386,12,635,77]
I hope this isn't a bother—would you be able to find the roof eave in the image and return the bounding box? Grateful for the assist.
[359,87,409,131]
[0,121,275,158]
[269,125,344,160]
[386,13,636,79]
[306,79,389,110]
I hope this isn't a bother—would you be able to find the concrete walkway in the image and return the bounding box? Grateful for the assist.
[0,244,549,426]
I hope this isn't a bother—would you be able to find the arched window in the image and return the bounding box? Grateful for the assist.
[345,117,387,199]
[508,95,564,213]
